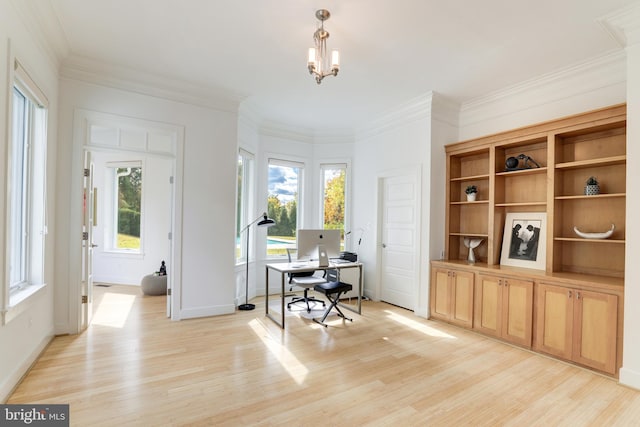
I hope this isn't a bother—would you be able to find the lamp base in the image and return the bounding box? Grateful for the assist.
[238,303,256,311]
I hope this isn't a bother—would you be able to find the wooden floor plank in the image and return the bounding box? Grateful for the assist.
[7,284,640,426]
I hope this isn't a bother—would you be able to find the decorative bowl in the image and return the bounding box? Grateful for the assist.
[573,224,615,239]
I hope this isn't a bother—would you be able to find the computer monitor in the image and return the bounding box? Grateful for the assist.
[296,229,341,261]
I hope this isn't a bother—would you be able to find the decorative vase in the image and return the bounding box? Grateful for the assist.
[463,237,483,263]
[585,184,600,196]
[466,192,477,202]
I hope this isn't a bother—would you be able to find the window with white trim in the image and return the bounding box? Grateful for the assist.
[104,161,143,252]
[320,163,347,250]
[6,60,48,310]
[236,149,254,263]
[267,159,302,257]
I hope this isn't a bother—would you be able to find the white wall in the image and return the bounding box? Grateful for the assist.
[352,97,432,313]
[91,151,172,286]
[0,1,59,402]
[55,78,239,330]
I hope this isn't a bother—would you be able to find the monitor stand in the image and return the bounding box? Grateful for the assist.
[317,244,329,267]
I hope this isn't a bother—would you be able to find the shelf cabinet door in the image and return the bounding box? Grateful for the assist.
[535,283,574,360]
[501,277,533,347]
[451,270,474,328]
[476,274,533,347]
[431,268,452,320]
[430,267,474,328]
[536,283,618,375]
[573,289,618,375]
[476,274,502,338]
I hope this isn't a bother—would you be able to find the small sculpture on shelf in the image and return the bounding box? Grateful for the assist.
[465,185,478,201]
[463,237,483,264]
[574,224,614,239]
[505,154,541,171]
[158,260,167,276]
[585,176,600,195]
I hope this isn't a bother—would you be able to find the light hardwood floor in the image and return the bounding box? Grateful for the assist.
[8,285,640,426]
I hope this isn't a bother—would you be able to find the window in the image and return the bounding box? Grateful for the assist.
[6,60,48,309]
[320,163,347,250]
[236,149,254,263]
[105,162,143,252]
[267,159,302,257]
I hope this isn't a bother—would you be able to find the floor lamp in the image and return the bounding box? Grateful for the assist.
[239,212,276,311]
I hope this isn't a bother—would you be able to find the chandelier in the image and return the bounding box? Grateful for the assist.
[307,9,340,84]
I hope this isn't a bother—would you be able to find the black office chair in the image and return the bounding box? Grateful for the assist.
[286,248,326,313]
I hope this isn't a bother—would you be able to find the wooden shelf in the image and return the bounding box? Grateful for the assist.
[555,193,625,200]
[449,233,489,238]
[444,103,626,274]
[555,155,626,170]
[450,174,490,182]
[451,200,489,205]
[495,202,546,207]
[495,167,547,177]
[554,237,625,244]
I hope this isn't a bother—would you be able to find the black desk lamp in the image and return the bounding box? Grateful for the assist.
[239,212,276,311]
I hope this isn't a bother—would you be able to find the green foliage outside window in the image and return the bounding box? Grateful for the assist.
[117,167,142,247]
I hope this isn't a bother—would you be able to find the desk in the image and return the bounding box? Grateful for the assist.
[265,261,363,329]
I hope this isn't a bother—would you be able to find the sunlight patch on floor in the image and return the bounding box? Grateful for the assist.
[92,292,136,328]
[384,310,456,339]
[249,319,309,384]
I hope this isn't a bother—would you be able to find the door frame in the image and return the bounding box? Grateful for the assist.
[375,166,422,311]
[69,109,185,333]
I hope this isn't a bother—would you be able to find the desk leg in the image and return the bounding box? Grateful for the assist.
[337,264,363,315]
[280,272,285,327]
[264,266,285,329]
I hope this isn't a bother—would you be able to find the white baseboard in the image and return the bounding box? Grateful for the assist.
[178,304,235,319]
[619,367,640,391]
[0,334,53,403]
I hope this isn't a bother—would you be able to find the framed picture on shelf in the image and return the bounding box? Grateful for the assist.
[500,212,546,270]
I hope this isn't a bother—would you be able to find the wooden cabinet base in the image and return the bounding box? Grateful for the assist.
[431,260,623,377]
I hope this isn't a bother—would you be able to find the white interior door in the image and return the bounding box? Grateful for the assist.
[379,172,420,310]
[81,150,95,330]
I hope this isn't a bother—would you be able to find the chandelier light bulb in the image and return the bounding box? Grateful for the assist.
[308,48,316,67]
[331,50,340,70]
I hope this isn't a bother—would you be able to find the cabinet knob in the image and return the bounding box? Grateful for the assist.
[568,291,572,298]
[576,292,581,300]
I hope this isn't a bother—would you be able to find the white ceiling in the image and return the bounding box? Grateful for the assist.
[39,0,638,132]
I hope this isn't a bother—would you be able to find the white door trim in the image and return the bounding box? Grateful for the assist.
[69,109,185,333]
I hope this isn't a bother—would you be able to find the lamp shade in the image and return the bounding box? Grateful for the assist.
[257,214,275,227]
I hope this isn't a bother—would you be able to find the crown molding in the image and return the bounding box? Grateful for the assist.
[239,99,354,143]
[598,2,640,47]
[61,55,242,113]
[9,0,68,69]
[460,50,626,131]
[356,93,434,139]
[430,92,461,128]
